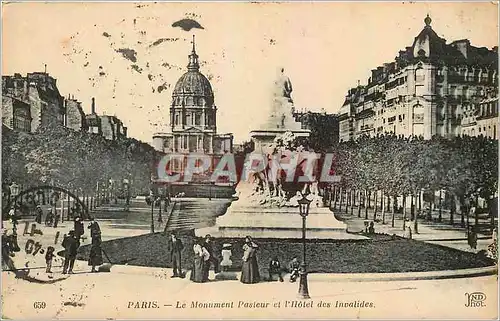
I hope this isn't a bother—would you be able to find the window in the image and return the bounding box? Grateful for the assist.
[481,70,489,83]
[415,67,425,83]
[416,85,425,96]
[195,113,201,125]
[13,105,31,132]
[175,114,179,125]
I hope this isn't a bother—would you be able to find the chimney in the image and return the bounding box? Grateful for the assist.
[91,97,96,114]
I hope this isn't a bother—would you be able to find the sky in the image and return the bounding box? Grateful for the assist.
[2,2,498,144]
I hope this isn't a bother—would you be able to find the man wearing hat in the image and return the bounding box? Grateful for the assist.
[35,205,43,224]
[203,234,219,278]
[62,230,79,274]
[168,232,184,278]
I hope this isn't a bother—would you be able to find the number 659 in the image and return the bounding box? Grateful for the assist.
[33,301,46,309]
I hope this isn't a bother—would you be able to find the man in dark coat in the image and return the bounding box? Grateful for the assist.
[35,206,43,224]
[203,234,219,278]
[168,233,184,278]
[62,230,79,274]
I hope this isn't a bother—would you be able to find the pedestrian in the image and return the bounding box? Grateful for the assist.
[470,227,478,250]
[190,237,209,283]
[268,256,283,282]
[220,243,233,272]
[168,233,184,278]
[403,225,412,239]
[53,211,60,228]
[240,236,260,284]
[288,257,300,283]
[74,216,84,240]
[1,229,16,271]
[35,205,43,224]
[368,221,375,234]
[88,232,103,272]
[62,230,79,274]
[45,246,55,273]
[203,234,219,278]
[9,207,19,234]
[45,209,54,227]
[88,217,101,239]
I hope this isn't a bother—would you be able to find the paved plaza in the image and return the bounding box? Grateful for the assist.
[2,200,498,319]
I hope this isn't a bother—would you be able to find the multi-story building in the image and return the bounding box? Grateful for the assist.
[2,95,32,132]
[338,15,498,142]
[64,95,88,132]
[152,36,233,155]
[85,97,127,140]
[462,87,498,139]
[2,72,65,132]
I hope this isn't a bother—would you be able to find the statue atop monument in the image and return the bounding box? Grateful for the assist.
[266,67,301,130]
[274,67,293,103]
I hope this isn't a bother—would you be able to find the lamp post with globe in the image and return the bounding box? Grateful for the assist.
[9,183,20,234]
[297,192,312,299]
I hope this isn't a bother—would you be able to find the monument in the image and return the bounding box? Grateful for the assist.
[196,68,356,239]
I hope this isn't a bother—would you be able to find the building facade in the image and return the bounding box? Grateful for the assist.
[65,95,88,132]
[85,98,127,140]
[152,36,233,155]
[461,87,498,139]
[2,72,65,132]
[338,15,498,142]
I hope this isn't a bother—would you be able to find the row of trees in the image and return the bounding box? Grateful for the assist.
[303,134,497,233]
[2,125,160,198]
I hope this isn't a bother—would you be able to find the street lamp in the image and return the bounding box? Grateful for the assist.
[297,192,312,299]
[9,183,20,235]
[10,183,20,203]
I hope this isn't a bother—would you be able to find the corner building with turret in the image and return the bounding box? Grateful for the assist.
[339,15,498,142]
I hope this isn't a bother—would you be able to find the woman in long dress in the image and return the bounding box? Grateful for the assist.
[88,233,103,272]
[190,237,209,283]
[240,236,260,284]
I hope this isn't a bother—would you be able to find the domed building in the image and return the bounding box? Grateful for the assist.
[153,36,233,155]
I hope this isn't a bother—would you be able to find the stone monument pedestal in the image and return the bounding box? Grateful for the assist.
[195,204,358,239]
[195,183,365,240]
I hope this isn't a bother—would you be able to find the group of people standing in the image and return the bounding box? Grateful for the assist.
[58,216,103,274]
[167,234,265,285]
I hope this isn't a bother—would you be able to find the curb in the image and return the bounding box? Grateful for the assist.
[307,265,498,283]
[6,264,496,284]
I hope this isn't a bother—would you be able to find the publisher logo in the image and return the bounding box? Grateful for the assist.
[465,292,486,307]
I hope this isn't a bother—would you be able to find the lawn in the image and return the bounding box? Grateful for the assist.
[76,231,495,274]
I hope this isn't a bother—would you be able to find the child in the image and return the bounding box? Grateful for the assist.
[220,243,232,272]
[45,246,55,273]
[268,256,284,282]
[288,257,300,283]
